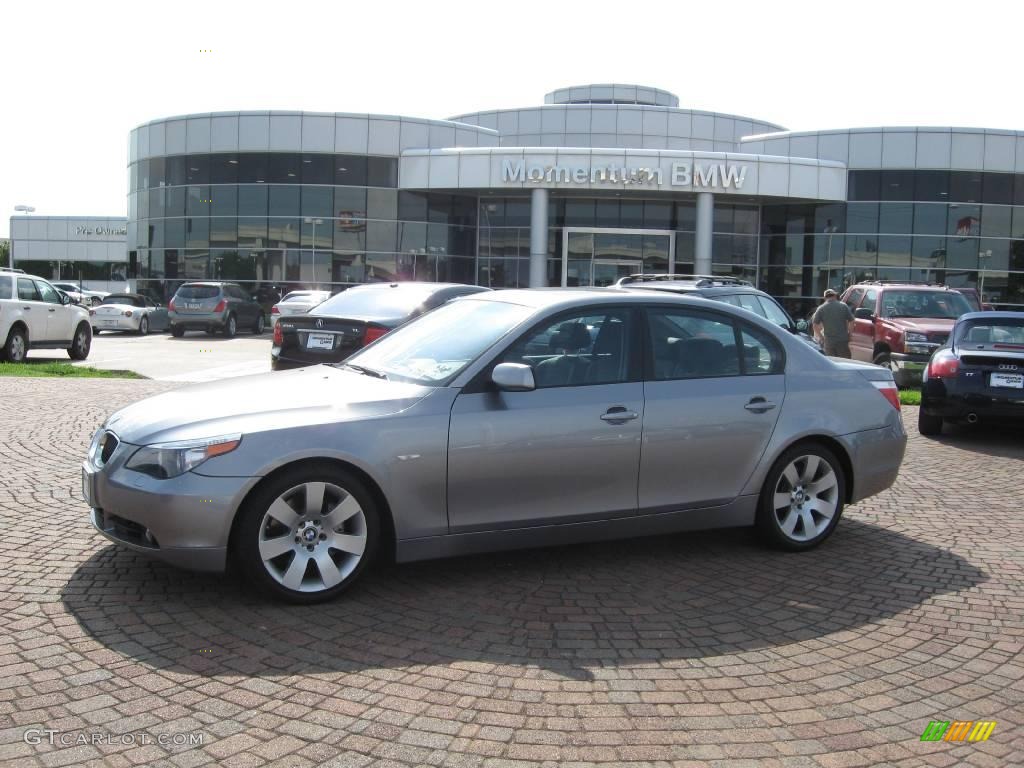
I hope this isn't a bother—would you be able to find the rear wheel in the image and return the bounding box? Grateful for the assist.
[223,314,237,338]
[138,316,150,335]
[756,443,845,551]
[253,313,265,335]
[170,325,185,338]
[3,327,28,363]
[234,464,379,603]
[67,323,91,360]
[917,410,943,436]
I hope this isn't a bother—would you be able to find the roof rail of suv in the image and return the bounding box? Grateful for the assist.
[857,280,949,288]
[0,267,26,273]
[616,273,753,288]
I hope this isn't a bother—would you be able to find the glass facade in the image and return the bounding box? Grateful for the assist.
[128,151,477,307]
[760,170,1024,318]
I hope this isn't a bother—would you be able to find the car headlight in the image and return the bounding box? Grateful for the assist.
[125,434,241,479]
[905,332,928,343]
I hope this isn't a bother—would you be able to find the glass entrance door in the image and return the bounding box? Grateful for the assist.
[562,228,674,287]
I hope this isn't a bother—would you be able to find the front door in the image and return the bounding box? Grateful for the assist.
[447,306,643,532]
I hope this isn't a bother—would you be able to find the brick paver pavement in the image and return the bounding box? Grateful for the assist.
[0,378,1021,767]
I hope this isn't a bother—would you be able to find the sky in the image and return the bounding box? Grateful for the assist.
[1,0,1022,238]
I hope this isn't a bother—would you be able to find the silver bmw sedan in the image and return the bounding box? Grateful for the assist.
[82,289,907,603]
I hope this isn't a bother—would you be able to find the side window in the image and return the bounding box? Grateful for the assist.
[715,295,743,308]
[17,278,40,301]
[862,289,878,315]
[738,325,785,375]
[0,277,11,300]
[758,297,792,329]
[734,294,766,317]
[36,281,62,304]
[646,309,740,381]
[844,288,864,309]
[501,309,632,388]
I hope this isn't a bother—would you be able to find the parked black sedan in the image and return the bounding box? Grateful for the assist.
[919,311,1024,435]
[271,282,490,370]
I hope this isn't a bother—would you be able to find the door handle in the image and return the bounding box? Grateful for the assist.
[744,397,777,413]
[48,308,56,312]
[600,406,639,423]
[22,306,31,311]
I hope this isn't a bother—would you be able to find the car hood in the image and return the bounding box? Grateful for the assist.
[882,317,955,334]
[104,365,434,445]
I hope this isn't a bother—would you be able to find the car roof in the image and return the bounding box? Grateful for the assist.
[468,287,738,312]
[850,282,957,292]
[346,282,487,293]
[623,283,769,297]
[957,311,1024,322]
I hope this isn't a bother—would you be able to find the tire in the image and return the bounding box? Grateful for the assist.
[918,410,943,436]
[222,314,237,338]
[67,323,92,360]
[253,313,265,335]
[756,443,846,551]
[234,464,379,603]
[92,328,100,336]
[170,325,185,338]
[3,326,28,363]
[138,316,149,336]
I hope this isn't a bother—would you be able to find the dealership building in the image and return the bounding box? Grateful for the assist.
[12,84,1024,313]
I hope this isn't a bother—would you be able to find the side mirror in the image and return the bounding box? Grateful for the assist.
[59,292,71,305]
[492,362,535,392]
[854,307,873,320]
[796,319,808,332]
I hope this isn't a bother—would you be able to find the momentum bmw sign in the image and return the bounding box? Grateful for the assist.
[501,158,748,189]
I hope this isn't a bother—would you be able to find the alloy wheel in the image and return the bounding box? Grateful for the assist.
[74,328,89,358]
[771,454,839,542]
[258,481,367,593]
[8,332,26,362]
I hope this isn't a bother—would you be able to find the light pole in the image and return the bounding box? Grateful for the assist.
[304,217,323,287]
[979,248,991,303]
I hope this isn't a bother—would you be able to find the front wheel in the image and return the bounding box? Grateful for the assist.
[918,410,943,436]
[67,323,91,360]
[756,443,846,551]
[234,464,379,603]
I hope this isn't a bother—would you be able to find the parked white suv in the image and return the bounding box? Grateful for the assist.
[0,270,93,362]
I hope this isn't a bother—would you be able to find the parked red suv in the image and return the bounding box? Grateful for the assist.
[840,282,973,387]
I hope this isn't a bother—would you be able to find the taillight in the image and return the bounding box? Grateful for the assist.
[123,310,133,317]
[927,351,960,379]
[168,298,176,311]
[271,305,280,315]
[363,326,388,345]
[273,322,283,345]
[872,381,901,411]
[214,299,226,313]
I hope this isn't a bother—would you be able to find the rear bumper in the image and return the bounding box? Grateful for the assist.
[271,345,360,370]
[92,316,140,332]
[921,383,1024,424]
[845,419,907,504]
[169,311,228,329]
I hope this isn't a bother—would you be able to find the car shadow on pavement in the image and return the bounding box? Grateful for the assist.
[61,518,985,682]
[925,423,1024,461]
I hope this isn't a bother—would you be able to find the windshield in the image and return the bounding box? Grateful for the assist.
[880,290,971,319]
[956,319,1024,348]
[103,295,143,307]
[175,285,220,300]
[314,285,438,320]
[342,299,534,385]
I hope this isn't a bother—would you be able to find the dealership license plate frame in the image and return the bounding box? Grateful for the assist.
[990,372,1024,389]
[306,332,335,350]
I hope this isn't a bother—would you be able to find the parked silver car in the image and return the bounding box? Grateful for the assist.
[90,294,169,335]
[82,290,907,602]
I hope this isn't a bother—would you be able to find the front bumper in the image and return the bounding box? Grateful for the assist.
[82,451,257,573]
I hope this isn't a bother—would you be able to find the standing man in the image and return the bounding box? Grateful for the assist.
[812,289,854,358]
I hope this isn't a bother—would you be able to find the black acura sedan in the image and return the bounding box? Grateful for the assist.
[271,282,490,370]
[919,311,1024,435]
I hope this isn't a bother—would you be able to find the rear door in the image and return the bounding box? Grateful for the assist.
[639,306,786,511]
[16,277,48,342]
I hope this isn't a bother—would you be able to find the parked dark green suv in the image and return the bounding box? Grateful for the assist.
[168,282,265,338]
